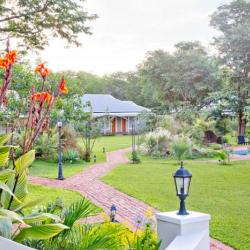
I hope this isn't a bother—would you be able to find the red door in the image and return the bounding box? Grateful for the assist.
[122,118,127,134]
[112,118,116,134]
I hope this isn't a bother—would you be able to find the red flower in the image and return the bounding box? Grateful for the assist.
[6,50,17,64]
[0,58,9,69]
[35,64,49,78]
[0,50,17,69]
[59,78,68,94]
[32,92,52,103]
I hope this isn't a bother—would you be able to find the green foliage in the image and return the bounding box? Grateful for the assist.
[0,0,97,50]
[209,0,250,137]
[127,224,161,250]
[171,135,192,162]
[131,151,141,164]
[35,129,58,160]
[63,149,79,163]
[0,136,68,243]
[209,143,222,151]
[217,149,231,165]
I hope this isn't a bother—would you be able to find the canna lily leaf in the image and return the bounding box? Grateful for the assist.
[15,150,35,175]
[0,180,21,204]
[23,213,61,224]
[0,134,11,146]
[0,218,12,238]
[0,146,12,167]
[14,223,69,242]
[0,208,24,224]
[14,198,44,213]
[0,169,15,182]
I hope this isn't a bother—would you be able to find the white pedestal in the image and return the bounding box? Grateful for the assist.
[156,211,211,250]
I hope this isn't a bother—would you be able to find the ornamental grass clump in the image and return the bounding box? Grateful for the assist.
[171,135,192,162]
[139,128,172,157]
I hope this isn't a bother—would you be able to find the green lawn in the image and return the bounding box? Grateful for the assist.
[29,135,132,179]
[29,159,90,179]
[27,184,100,212]
[79,135,132,161]
[103,156,250,250]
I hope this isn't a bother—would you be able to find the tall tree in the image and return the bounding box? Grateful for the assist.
[137,42,220,113]
[0,0,97,50]
[210,0,250,137]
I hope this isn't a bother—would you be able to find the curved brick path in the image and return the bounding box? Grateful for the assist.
[29,148,233,250]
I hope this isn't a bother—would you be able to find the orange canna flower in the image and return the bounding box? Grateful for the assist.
[32,92,52,103]
[0,57,9,69]
[35,63,49,78]
[6,50,17,64]
[59,78,68,94]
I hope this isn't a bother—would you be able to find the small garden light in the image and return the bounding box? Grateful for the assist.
[110,204,117,222]
[93,155,97,162]
[57,120,64,180]
[173,161,192,215]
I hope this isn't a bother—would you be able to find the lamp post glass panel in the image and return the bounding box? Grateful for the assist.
[173,161,192,215]
[57,120,64,180]
[110,204,117,222]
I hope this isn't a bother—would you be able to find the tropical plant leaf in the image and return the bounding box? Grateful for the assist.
[14,198,44,212]
[0,218,12,238]
[14,224,69,242]
[1,174,15,209]
[9,172,28,210]
[0,134,11,146]
[68,225,121,250]
[0,208,24,224]
[63,199,97,228]
[23,213,61,224]
[15,150,35,175]
[0,146,12,167]
[0,169,15,182]
[0,180,20,204]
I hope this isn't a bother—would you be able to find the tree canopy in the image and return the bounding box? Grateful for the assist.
[0,0,97,50]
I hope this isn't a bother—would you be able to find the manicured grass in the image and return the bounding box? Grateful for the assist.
[29,159,90,179]
[30,135,132,179]
[103,156,250,250]
[27,184,100,212]
[78,135,132,161]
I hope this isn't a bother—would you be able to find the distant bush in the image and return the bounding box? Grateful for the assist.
[139,128,171,156]
[171,135,192,162]
[63,149,79,163]
[35,128,58,160]
[217,149,231,165]
[208,143,222,150]
[131,151,141,164]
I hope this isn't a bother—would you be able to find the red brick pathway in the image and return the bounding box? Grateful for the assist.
[29,148,234,250]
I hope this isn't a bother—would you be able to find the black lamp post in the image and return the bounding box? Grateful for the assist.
[110,204,117,222]
[57,120,64,180]
[131,121,136,163]
[173,161,192,215]
[85,121,91,162]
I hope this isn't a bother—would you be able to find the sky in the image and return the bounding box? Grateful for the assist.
[36,0,231,76]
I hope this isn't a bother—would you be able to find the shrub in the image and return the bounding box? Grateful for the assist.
[139,128,171,157]
[208,143,222,150]
[63,149,79,163]
[217,149,231,165]
[35,128,58,160]
[131,151,141,164]
[171,135,192,162]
